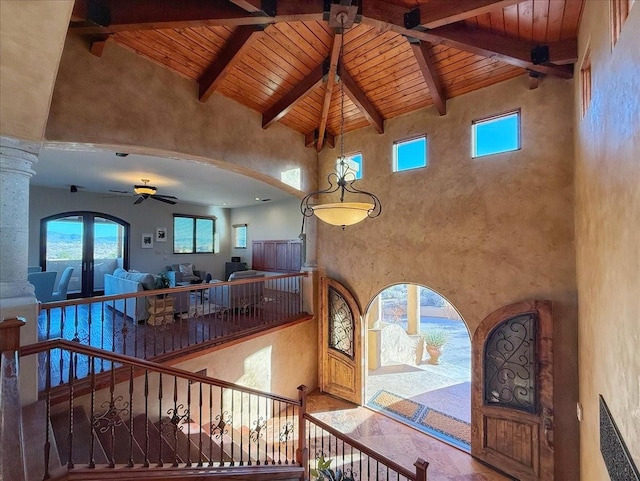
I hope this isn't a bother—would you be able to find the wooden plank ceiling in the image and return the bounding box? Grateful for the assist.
[71,0,583,151]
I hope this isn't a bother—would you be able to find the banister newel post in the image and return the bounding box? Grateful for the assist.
[414,457,429,481]
[0,316,26,353]
[296,384,308,478]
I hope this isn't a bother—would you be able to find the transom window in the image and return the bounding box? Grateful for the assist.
[393,136,427,172]
[337,152,363,180]
[233,224,247,249]
[174,215,216,254]
[472,110,521,158]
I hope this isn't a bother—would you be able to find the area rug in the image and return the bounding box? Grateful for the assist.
[367,389,470,451]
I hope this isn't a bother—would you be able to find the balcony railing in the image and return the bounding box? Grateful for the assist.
[37,273,309,386]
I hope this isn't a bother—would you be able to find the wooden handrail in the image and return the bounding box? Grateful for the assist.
[20,339,301,406]
[39,271,308,308]
[304,412,419,480]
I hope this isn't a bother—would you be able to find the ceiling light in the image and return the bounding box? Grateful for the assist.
[300,9,381,229]
[133,178,156,196]
[255,197,261,201]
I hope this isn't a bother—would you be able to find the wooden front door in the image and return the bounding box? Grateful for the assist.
[471,300,554,481]
[319,277,363,405]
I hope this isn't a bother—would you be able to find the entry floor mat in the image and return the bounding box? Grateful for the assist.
[367,389,471,452]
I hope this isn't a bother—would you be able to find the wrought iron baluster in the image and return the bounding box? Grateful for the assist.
[88,356,95,469]
[128,366,134,467]
[239,391,244,466]
[230,388,235,466]
[67,350,74,469]
[271,399,276,465]
[87,303,92,349]
[157,373,163,467]
[108,367,116,468]
[43,350,52,478]
[198,382,203,467]
[218,387,223,467]
[172,376,179,467]
[247,394,252,466]
[186,378,192,467]
[209,385,213,467]
[143,370,149,467]
[277,400,281,464]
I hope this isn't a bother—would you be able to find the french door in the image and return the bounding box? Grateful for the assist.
[319,277,363,404]
[41,212,129,298]
[471,300,554,480]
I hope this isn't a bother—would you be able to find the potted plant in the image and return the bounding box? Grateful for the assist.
[154,272,170,289]
[311,455,355,481]
[423,329,450,365]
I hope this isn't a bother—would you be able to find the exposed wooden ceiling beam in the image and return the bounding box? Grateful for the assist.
[262,64,324,129]
[198,26,263,102]
[227,0,264,14]
[305,130,335,149]
[424,24,575,79]
[410,41,446,116]
[317,33,343,152]
[69,0,325,34]
[340,67,384,135]
[412,0,521,29]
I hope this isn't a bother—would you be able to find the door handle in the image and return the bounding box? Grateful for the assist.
[542,407,554,451]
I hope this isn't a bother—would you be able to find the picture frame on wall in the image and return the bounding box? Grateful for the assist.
[156,227,167,242]
[142,233,153,249]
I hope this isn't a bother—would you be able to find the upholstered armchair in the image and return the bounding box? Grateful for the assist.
[165,263,204,286]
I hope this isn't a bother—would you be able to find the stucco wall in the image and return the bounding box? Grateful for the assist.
[318,75,579,479]
[44,33,317,195]
[0,1,73,142]
[575,2,640,479]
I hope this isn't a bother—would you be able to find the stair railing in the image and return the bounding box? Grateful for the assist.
[304,413,429,481]
[36,272,308,386]
[19,338,306,479]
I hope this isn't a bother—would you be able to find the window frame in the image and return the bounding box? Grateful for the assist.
[338,152,363,180]
[393,135,428,173]
[173,214,216,254]
[233,223,248,249]
[471,109,521,159]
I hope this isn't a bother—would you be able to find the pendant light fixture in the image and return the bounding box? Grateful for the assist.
[300,7,382,230]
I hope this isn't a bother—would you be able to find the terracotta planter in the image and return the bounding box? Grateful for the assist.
[426,345,443,365]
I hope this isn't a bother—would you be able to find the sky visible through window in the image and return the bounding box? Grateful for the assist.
[473,111,520,157]
[394,136,427,171]
[337,153,362,180]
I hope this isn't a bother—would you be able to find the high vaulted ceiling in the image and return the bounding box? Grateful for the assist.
[69,0,583,151]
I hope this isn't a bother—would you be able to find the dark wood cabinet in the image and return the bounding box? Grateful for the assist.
[252,239,302,273]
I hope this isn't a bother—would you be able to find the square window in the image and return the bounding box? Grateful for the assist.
[393,136,427,172]
[337,152,362,180]
[233,224,247,249]
[472,110,520,158]
[173,215,216,254]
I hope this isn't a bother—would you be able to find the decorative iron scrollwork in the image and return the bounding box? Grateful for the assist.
[161,404,190,433]
[484,313,537,413]
[279,421,294,442]
[249,417,266,443]
[210,411,232,439]
[328,287,354,359]
[93,396,130,433]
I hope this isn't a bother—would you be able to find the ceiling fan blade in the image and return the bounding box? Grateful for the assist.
[155,194,178,200]
[109,189,130,194]
[133,195,146,205]
[151,196,177,205]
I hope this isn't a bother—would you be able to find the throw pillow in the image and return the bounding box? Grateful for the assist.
[179,263,194,277]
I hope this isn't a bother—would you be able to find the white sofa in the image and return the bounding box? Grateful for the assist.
[104,268,191,322]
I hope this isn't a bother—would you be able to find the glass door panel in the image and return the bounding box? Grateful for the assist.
[93,217,125,295]
[44,215,84,296]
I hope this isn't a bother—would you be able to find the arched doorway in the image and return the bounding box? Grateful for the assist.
[364,283,472,451]
[40,211,130,298]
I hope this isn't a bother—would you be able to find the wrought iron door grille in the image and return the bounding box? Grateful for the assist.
[483,313,537,413]
[328,287,354,359]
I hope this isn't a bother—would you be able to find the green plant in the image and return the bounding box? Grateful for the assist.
[154,272,170,289]
[422,329,450,347]
[311,455,355,481]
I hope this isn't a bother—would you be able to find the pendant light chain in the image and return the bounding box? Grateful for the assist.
[339,15,346,171]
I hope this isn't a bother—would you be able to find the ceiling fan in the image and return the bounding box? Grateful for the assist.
[109,179,178,205]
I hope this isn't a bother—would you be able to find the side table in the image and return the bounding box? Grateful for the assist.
[148,297,174,325]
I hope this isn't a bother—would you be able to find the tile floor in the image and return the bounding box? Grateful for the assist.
[307,390,513,481]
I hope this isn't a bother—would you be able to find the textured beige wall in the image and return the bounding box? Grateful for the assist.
[318,75,579,479]
[0,1,73,141]
[45,33,317,194]
[575,3,640,479]
[175,319,318,400]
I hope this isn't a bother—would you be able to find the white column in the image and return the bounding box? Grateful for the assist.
[0,135,40,404]
[407,284,420,335]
